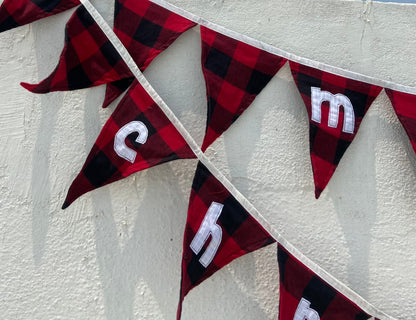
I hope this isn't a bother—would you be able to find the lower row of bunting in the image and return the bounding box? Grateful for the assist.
[178,161,377,320]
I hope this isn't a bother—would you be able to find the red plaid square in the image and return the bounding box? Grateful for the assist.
[178,161,275,319]
[386,89,416,156]
[200,26,287,151]
[21,5,132,93]
[278,244,372,320]
[0,0,79,33]
[290,61,382,198]
[62,80,195,209]
[101,0,197,108]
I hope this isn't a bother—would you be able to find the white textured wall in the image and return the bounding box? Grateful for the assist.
[1,0,415,319]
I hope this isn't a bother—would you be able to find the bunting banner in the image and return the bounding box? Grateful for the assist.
[277,244,373,320]
[62,80,196,208]
[290,61,383,198]
[0,0,80,33]
[101,0,197,108]
[200,25,287,151]
[1,0,413,318]
[20,5,132,93]
[385,89,416,156]
[178,161,275,319]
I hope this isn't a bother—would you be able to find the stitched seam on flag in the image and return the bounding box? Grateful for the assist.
[150,0,416,95]
[79,2,396,319]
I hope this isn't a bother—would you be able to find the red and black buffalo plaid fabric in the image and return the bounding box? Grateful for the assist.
[101,0,197,108]
[0,0,79,33]
[62,80,196,209]
[21,5,132,93]
[200,26,287,151]
[386,89,416,157]
[178,161,275,319]
[290,61,382,198]
[278,244,372,320]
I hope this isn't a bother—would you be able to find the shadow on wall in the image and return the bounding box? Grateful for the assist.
[327,112,378,298]
[31,22,64,265]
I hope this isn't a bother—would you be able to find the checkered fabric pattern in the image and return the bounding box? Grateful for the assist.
[178,161,275,319]
[200,26,287,151]
[278,244,372,320]
[101,0,197,108]
[62,80,196,209]
[21,5,132,93]
[386,89,416,157]
[0,0,79,33]
[290,61,382,199]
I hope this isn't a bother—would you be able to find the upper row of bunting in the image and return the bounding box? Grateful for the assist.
[1,0,416,204]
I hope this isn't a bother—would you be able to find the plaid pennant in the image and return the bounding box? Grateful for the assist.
[62,80,196,209]
[178,161,275,319]
[200,26,287,151]
[0,0,79,33]
[278,244,372,320]
[385,89,416,157]
[21,5,132,93]
[101,0,197,108]
[290,61,382,198]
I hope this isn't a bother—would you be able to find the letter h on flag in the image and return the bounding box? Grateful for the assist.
[178,161,275,319]
[278,244,373,320]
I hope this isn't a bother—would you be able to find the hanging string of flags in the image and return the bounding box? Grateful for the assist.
[1,0,413,319]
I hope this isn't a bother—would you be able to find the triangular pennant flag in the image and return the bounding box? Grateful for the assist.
[21,5,132,93]
[178,161,275,319]
[101,0,197,108]
[0,0,79,33]
[278,244,373,320]
[290,61,382,198]
[62,80,196,209]
[200,26,287,151]
[385,89,416,156]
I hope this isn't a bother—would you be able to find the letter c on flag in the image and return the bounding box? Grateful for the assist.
[114,121,149,163]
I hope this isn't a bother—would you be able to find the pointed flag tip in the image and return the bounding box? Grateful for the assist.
[61,201,70,210]
[20,82,41,93]
[314,188,322,199]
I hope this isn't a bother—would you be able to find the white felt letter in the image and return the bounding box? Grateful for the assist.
[293,298,320,320]
[190,202,224,268]
[114,121,148,163]
[311,87,355,134]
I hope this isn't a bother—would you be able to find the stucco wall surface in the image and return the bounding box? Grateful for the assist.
[0,0,415,319]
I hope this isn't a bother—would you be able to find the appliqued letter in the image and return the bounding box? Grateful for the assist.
[190,202,224,268]
[114,121,148,163]
[293,298,320,320]
[311,87,355,133]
